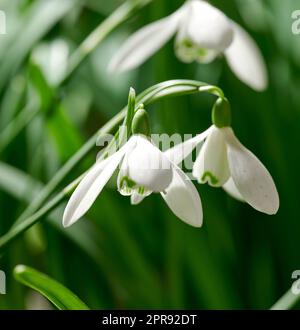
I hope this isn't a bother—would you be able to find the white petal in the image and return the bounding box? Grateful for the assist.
[131,192,145,205]
[108,8,184,73]
[130,190,152,205]
[161,163,203,227]
[223,128,279,214]
[117,150,133,196]
[193,126,230,187]
[63,142,133,227]
[164,126,213,165]
[223,177,244,202]
[127,136,173,192]
[178,0,233,51]
[225,22,268,91]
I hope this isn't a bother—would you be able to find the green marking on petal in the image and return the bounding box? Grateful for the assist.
[175,38,198,63]
[120,176,136,189]
[201,172,219,186]
[119,176,137,196]
[182,38,194,49]
[137,186,145,195]
[197,48,208,58]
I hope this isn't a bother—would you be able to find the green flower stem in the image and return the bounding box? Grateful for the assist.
[198,85,224,98]
[270,288,300,310]
[12,110,125,228]
[0,0,155,155]
[0,80,224,251]
[0,192,66,253]
[12,81,198,229]
[0,102,38,154]
[60,0,155,85]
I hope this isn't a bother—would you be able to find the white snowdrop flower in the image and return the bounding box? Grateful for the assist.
[63,135,203,228]
[109,0,268,91]
[165,125,279,215]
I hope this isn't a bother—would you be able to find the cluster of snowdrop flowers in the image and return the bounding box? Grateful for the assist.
[63,91,279,229]
[109,0,268,91]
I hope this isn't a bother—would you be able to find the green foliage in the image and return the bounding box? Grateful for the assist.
[14,265,89,310]
[0,0,300,310]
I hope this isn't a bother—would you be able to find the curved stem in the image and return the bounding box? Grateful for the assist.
[0,80,224,251]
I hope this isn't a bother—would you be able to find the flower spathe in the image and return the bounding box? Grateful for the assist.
[108,0,268,91]
[166,125,279,215]
[63,135,203,228]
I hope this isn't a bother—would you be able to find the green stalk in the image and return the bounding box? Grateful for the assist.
[0,80,224,251]
[13,80,208,227]
[0,102,38,154]
[62,0,155,84]
[0,0,155,155]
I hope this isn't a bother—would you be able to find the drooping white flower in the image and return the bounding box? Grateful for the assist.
[165,125,279,215]
[63,135,203,228]
[109,0,268,91]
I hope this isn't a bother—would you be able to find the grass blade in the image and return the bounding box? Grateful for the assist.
[14,265,89,310]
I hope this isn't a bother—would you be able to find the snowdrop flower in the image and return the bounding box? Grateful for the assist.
[109,0,267,91]
[165,125,279,215]
[63,135,203,228]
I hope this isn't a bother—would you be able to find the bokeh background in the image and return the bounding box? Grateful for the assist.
[1,0,300,309]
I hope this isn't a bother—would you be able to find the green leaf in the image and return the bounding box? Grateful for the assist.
[46,103,84,162]
[14,265,89,310]
[0,162,41,201]
[0,161,105,268]
[28,62,54,111]
[0,0,80,93]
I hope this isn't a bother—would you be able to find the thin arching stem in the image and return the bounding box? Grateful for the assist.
[0,80,224,251]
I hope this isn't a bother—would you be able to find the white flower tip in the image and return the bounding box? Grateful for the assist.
[252,74,268,92]
[190,215,203,228]
[225,22,268,92]
[162,165,203,228]
[224,128,279,216]
[259,192,280,215]
[246,67,268,92]
[62,208,80,228]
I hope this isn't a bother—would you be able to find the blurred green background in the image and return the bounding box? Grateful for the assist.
[0,0,300,309]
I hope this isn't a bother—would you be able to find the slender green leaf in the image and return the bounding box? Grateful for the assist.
[14,265,89,310]
[0,0,81,92]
